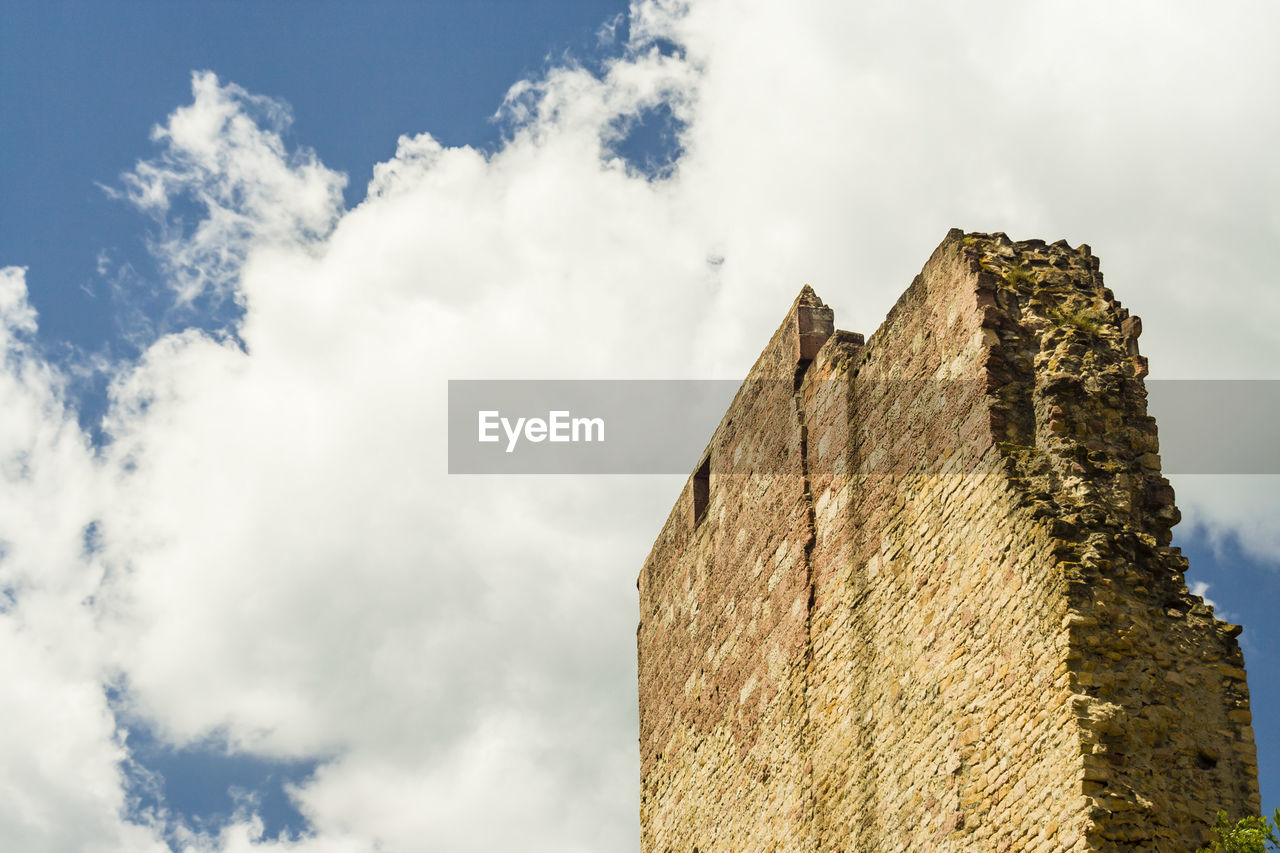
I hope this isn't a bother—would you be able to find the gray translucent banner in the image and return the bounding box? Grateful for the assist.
[1146,381,1280,475]
[447,380,1280,475]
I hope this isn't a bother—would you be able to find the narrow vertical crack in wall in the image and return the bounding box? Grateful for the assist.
[793,358,820,852]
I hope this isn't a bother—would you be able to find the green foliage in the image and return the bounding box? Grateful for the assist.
[1050,305,1104,336]
[1196,809,1280,853]
[1006,264,1035,287]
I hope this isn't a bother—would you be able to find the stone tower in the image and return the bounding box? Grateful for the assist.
[636,230,1259,851]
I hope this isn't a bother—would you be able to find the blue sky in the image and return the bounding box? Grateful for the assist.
[3,1,629,344]
[0,1,1277,850]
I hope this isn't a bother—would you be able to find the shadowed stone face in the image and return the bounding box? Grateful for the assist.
[637,230,1259,852]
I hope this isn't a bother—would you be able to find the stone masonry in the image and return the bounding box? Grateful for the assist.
[636,230,1259,851]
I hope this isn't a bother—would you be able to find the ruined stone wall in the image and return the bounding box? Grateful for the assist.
[637,289,832,853]
[637,230,1259,851]
[970,234,1260,847]
[799,237,1085,852]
